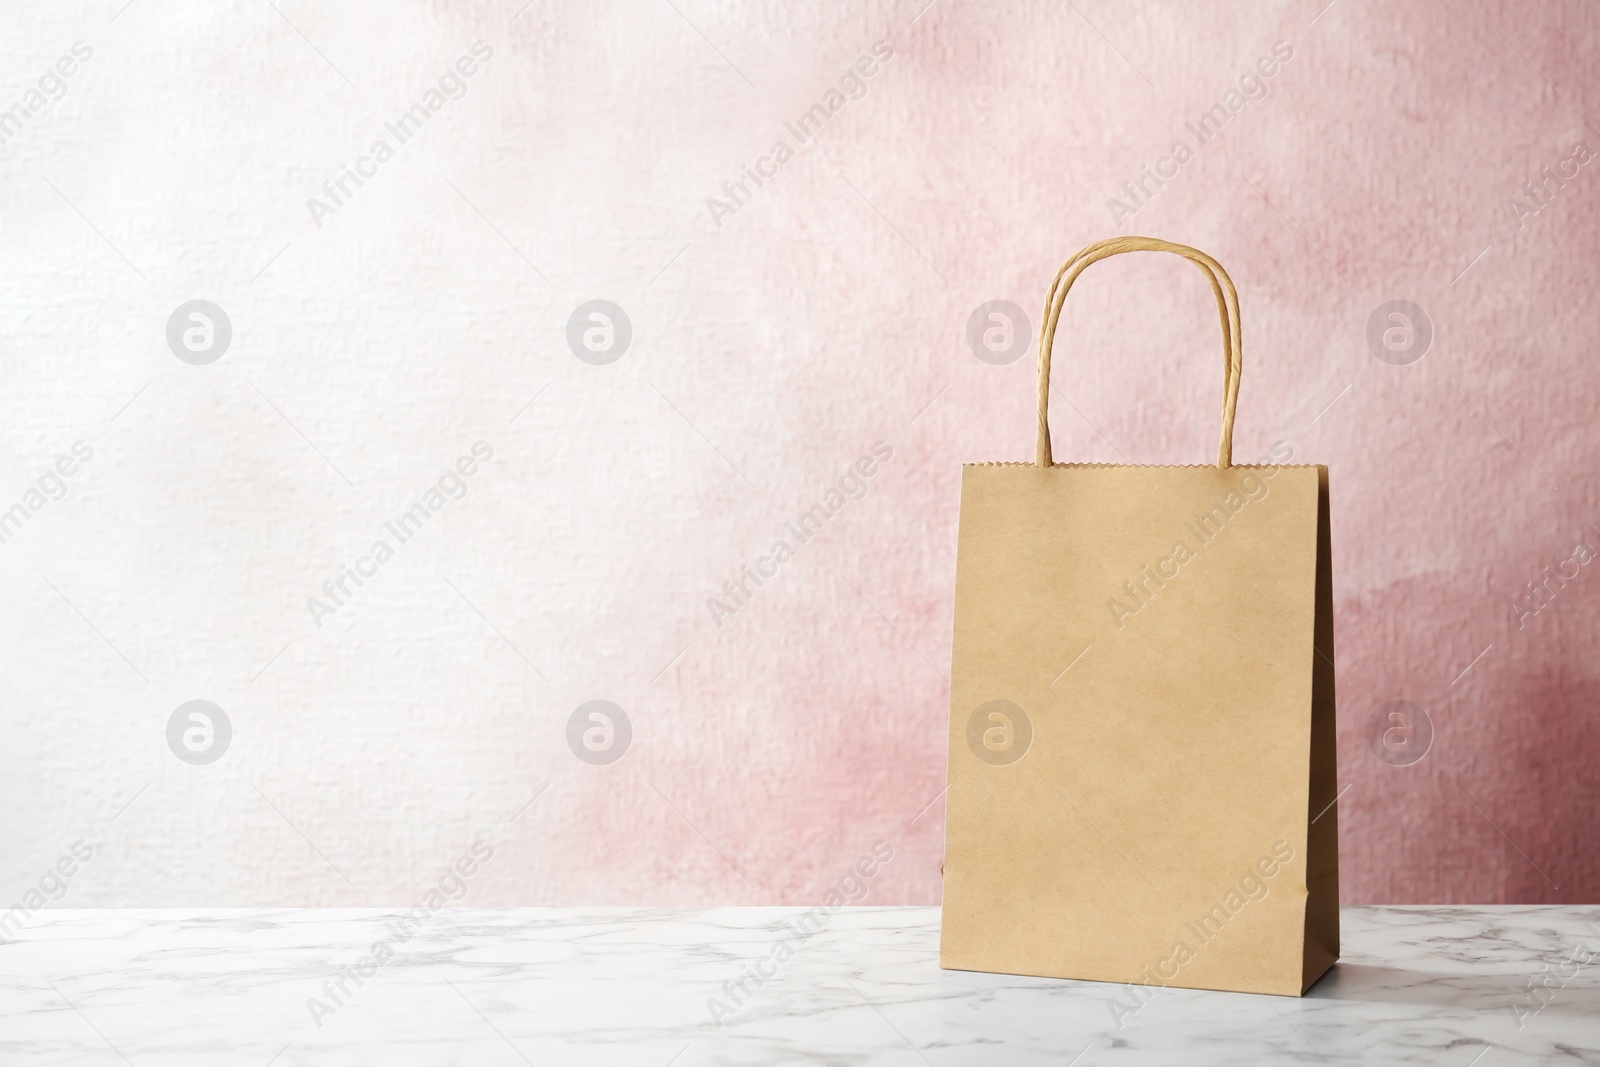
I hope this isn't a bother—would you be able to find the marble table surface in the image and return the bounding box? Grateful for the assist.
[3,906,1597,1065]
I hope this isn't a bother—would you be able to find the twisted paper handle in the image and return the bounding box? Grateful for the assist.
[1035,236,1242,469]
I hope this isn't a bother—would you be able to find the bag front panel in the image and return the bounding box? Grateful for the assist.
[942,463,1323,995]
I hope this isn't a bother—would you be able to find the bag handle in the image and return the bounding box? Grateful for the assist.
[1035,236,1242,469]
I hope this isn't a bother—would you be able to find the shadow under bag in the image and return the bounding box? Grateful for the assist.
[940,236,1339,997]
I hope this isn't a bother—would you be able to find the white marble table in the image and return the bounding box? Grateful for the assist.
[3,906,1597,1064]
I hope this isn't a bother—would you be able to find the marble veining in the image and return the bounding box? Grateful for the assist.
[1,906,1597,1064]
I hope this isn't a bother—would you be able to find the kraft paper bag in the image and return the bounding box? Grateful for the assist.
[940,236,1339,997]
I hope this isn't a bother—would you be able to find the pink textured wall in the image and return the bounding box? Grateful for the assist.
[494,0,1600,905]
[562,0,1600,906]
[2,0,1595,908]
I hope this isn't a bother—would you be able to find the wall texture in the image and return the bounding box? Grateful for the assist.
[1,0,1596,909]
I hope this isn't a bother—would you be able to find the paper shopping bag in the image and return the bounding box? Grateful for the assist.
[940,236,1339,997]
